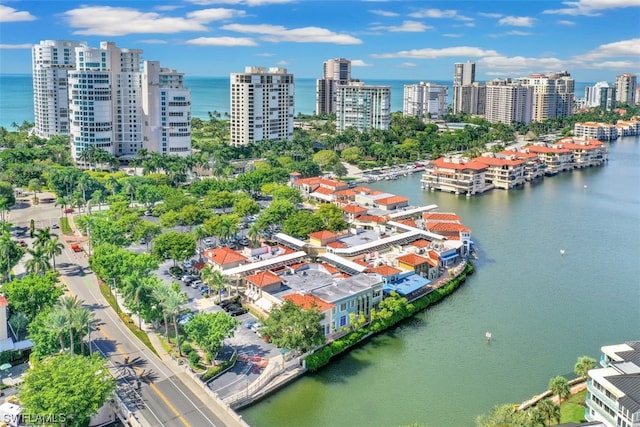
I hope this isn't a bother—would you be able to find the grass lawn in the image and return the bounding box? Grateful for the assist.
[60,217,72,235]
[98,280,159,357]
[560,389,587,423]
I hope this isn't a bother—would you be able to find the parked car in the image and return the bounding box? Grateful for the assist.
[223,303,242,313]
[244,320,257,329]
[229,307,248,316]
[177,312,194,326]
[199,286,211,296]
[63,208,75,214]
[250,322,262,333]
[181,275,196,284]
[182,260,193,269]
[191,280,203,288]
[51,224,60,229]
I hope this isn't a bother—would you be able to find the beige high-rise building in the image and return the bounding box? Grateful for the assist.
[230,67,294,146]
[517,71,574,122]
[615,73,637,105]
[453,61,484,114]
[336,82,390,133]
[484,79,533,125]
[316,58,352,115]
[403,82,448,120]
[32,40,87,138]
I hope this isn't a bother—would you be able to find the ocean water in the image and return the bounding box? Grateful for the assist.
[0,74,593,128]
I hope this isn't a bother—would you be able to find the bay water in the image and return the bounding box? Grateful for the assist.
[240,136,640,427]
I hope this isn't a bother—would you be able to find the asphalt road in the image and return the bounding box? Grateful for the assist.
[9,195,240,427]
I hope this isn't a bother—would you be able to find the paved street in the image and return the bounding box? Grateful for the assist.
[8,195,245,427]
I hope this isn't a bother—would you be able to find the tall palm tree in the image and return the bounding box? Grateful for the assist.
[536,399,560,426]
[44,235,64,270]
[71,307,95,355]
[123,273,146,330]
[201,266,228,302]
[55,296,81,355]
[25,247,51,275]
[151,282,171,336]
[163,289,187,356]
[33,227,54,248]
[48,310,68,352]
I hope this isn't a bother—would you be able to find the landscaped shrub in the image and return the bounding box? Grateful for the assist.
[188,351,201,365]
[181,342,194,355]
[306,263,474,372]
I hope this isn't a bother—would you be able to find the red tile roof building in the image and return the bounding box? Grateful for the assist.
[421,156,491,195]
[203,247,247,270]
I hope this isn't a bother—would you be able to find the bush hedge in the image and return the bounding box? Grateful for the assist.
[306,263,474,372]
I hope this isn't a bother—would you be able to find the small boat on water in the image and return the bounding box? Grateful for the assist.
[485,332,493,342]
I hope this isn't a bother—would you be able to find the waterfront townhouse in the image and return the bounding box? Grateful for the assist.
[353,190,409,211]
[574,122,618,141]
[369,265,433,300]
[283,293,334,336]
[341,204,369,222]
[421,156,490,195]
[616,119,640,137]
[474,155,526,190]
[396,253,438,279]
[556,138,608,168]
[525,144,574,175]
[499,149,545,181]
[585,341,640,427]
[290,176,348,199]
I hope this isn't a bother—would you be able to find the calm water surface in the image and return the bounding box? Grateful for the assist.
[241,136,640,427]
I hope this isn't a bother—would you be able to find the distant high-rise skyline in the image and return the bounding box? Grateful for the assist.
[335,81,390,133]
[229,66,294,146]
[32,39,191,166]
[316,58,354,115]
[484,78,533,125]
[403,82,448,120]
[615,73,638,106]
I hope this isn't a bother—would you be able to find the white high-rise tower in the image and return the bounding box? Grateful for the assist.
[229,67,294,147]
[32,40,87,138]
[316,58,352,115]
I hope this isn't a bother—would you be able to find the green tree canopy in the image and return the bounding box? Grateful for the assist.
[262,299,325,353]
[20,353,116,427]
[152,231,196,266]
[549,375,570,403]
[574,355,597,379]
[2,272,63,320]
[282,210,324,239]
[183,312,238,358]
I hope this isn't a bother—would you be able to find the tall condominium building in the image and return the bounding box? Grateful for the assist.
[453,61,475,86]
[585,81,617,109]
[229,67,294,147]
[34,40,191,166]
[484,79,533,125]
[615,73,637,105]
[453,61,483,114]
[517,71,574,122]
[316,58,352,115]
[68,41,144,164]
[335,82,390,133]
[403,82,448,120]
[453,83,486,115]
[32,40,87,138]
[141,61,192,156]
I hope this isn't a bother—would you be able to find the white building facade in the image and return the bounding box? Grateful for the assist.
[336,82,391,133]
[403,82,448,120]
[32,40,87,138]
[316,58,352,115]
[484,79,533,125]
[230,67,294,147]
[517,71,575,122]
[585,81,617,109]
[615,73,637,106]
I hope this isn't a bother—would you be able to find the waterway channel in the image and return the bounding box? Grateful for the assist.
[240,135,640,427]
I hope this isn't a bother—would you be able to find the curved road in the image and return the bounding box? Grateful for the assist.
[9,196,244,427]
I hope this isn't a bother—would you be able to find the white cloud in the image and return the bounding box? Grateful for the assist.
[400,62,417,68]
[409,8,473,21]
[0,43,34,49]
[186,36,257,46]
[255,52,274,56]
[478,55,567,74]
[443,33,464,38]
[187,8,246,22]
[155,5,183,11]
[579,38,640,60]
[186,0,293,5]
[371,46,499,59]
[370,20,431,32]
[221,23,362,44]
[277,60,288,65]
[543,0,640,16]
[351,59,372,67]
[507,31,533,36]
[369,9,399,17]
[138,39,169,44]
[557,20,576,25]
[187,0,243,4]
[587,60,640,69]
[0,5,36,22]
[64,6,210,36]
[498,16,535,27]
[478,12,503,18]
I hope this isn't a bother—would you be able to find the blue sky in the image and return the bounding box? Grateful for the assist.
[0,0,639,81]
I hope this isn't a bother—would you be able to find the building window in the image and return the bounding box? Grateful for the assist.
[340,303,347,311]
[339,316,347,327]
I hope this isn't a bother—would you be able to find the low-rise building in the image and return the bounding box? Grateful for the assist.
[421,156,490,195]
[474,155,526,190]
[202,247,247,271]
[525,144,575,175]
[585,341,640,427]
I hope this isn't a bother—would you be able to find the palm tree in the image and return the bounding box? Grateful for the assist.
[246,224,262,247]
[549,375,570,404]
[48,310,69,352]
[123,273,146,330]
[25,247,51,275]
[71,307,95,355]
[55,296,81,355]
[33,226,54,248]
[44,235,64,270]
[536,398,560,426]
[151,282,171,337]
[201,266,227,302]
[8,312,29,340]
[163,289,187,356]
[574,356,597,379]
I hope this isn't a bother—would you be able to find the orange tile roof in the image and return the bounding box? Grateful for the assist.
[294,177,322,186]
[357,215,387,224]
[370,265,402,276]
[353,258,369,266]
[410,239,431,248]
[327,241,347,248]
[500,150,539,159]
[246,270,282,287]
[309,230,338,240]
[376,195,409,205]
[474,157,524,167]
[333,189,356,197]
[204,247,247,265]
[351,186,372,193]
[397,253,431,266]
[0,295,7,307]
[428,222,471,233]
[431,157,488,171]
[313,186,335,195]
[368,190,385,195]
[342,204,368,214]
[396,219,417,228]
[526,145,572,154]
[320,263,341,275]
[423,212,461,222]
[284,293,334,311]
